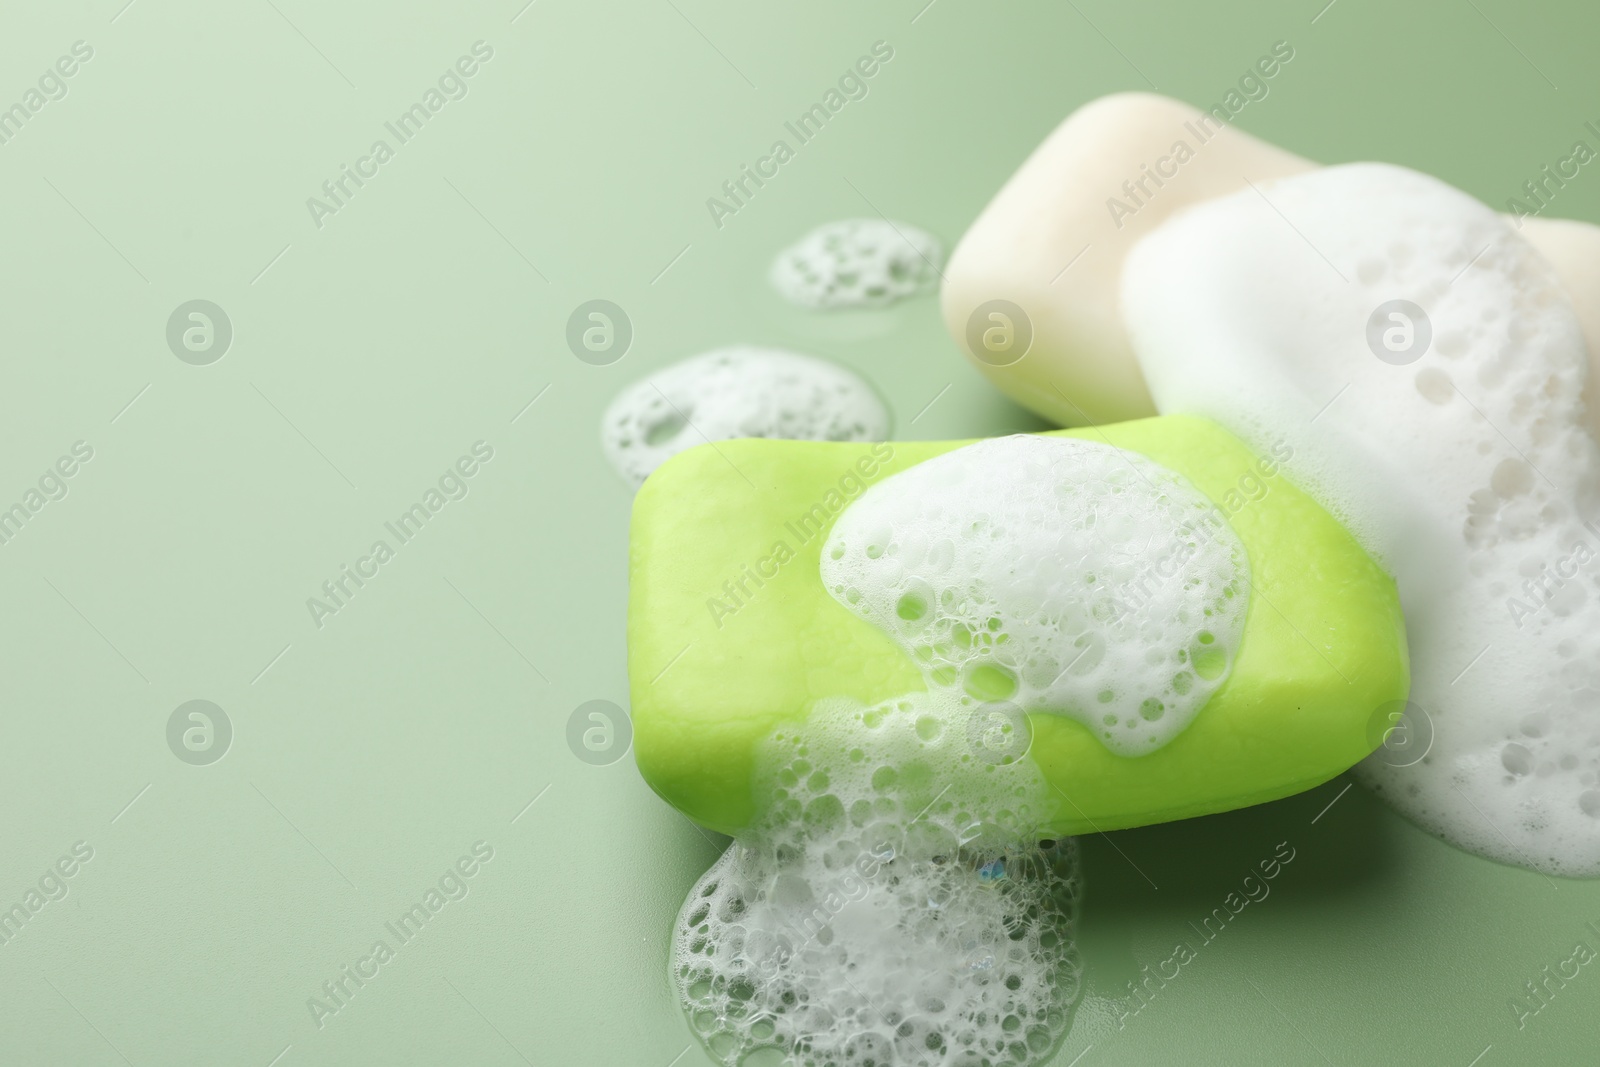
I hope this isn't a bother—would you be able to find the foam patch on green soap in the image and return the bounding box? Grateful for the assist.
[821,434,1248,755]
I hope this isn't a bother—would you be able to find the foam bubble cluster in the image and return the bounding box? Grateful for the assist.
[668,432,1256,1060]
[673,691,1082,1067]
[770,219,943,310]
[600,346,888,488]
[820,435,1250,755]
[1123,162,1600,876]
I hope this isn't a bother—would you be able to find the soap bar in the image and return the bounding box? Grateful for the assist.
[940,91,1600,436]
[628,415,1407,836]
[939,92,1313,427]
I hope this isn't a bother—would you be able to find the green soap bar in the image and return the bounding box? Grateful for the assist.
[628,415,1409,837]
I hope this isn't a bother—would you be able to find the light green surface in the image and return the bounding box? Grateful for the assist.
[629,417,1408,838]
[1,1,1597,1065]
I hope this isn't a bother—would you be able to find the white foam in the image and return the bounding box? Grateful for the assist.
[673,690,1082,1067]
[1122,162,1600,876]
[671,432,1262,1061]
[600,346,888,488]
[820,434,1250,755]
[770,219,943,310]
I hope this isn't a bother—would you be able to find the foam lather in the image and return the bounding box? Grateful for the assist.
[628,414,1408,837]
[600,346,888,488]
[769,218,942,309]
[1123,162,1600,876]
[821,434,1248,755]
[672,689,1083,1067]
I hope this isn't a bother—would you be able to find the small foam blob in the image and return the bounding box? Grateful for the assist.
[820,434,1250,755]
[770,219,943,310]
[673,691,1082,1067]
[600,346,888,488]
[1122,162,1600,876]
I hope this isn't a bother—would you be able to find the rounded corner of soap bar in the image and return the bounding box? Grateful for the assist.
[632,735,747,838]
[636,438,747,499]
[941,91,1315,428]
[1026,654,1407,836]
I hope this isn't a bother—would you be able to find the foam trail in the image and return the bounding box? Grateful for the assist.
[673,432,1252,1064]
[672,691,1082,1067]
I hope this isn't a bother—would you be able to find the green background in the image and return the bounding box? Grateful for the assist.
[1,0,1596,1064]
